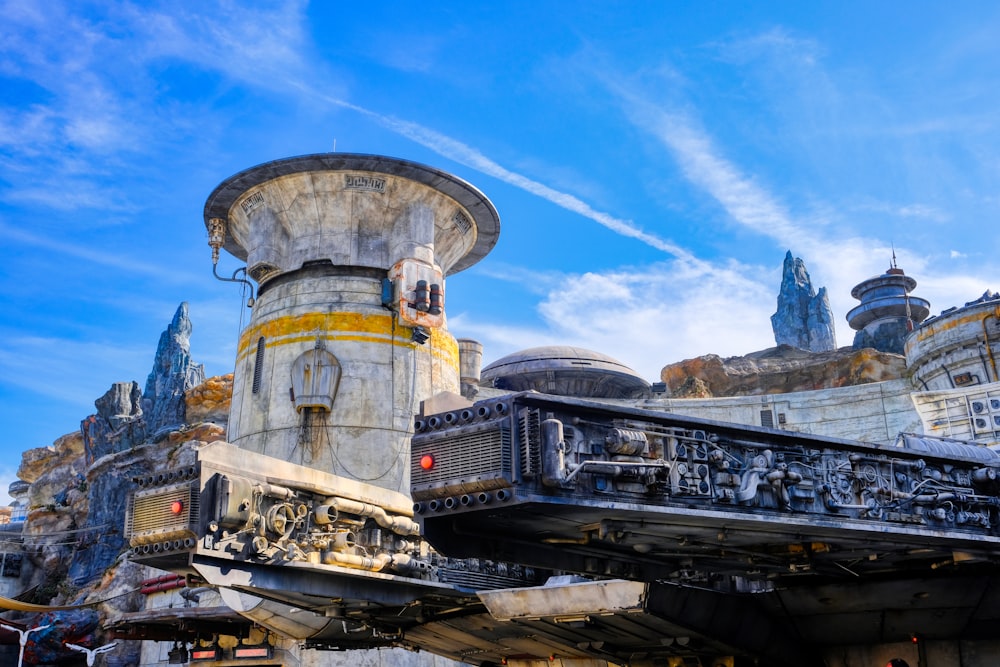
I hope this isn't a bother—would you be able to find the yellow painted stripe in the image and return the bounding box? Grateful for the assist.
[235,311,459,368]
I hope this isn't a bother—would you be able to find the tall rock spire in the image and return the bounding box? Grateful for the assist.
[770,251,838,352]
[142,302,206,438]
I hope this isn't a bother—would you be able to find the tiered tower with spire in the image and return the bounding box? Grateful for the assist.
[847,252,930,355]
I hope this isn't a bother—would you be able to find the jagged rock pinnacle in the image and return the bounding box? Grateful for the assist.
[142,302,206,438]
[770,251,837,352]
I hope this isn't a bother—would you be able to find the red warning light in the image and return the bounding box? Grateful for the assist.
[420,454,435,470]
[170,500,184,515]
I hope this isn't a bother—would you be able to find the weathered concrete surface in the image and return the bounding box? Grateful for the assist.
[643,377,919,445]
[654,344,915,444]
[210,157,500,495]
[906,291,1000,390]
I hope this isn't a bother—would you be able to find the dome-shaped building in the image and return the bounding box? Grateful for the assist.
[481,346,649,399]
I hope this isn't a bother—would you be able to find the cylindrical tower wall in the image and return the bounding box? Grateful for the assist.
[847,268,930,355]
[228,268,459,493]
[458,338,483,401]
[205,154,499,495]
[906,299,1000,391]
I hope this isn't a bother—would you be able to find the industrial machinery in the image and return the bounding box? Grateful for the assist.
[124,390,1000,666]
[125,441,543,649]
[413,391,1000,584]
[118,153,1000,665]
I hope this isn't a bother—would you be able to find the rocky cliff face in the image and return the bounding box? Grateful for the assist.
[660,344,907,397]
[771,251,837,352]
[5,304,228,666]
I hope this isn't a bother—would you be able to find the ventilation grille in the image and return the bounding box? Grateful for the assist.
[127,482,199,546]
[412,424,511,499]
[437,562,544,592]
[520,408,541,477]
[252,337,265,394]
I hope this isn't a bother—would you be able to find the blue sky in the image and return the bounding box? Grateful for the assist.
[3,1,1000,503]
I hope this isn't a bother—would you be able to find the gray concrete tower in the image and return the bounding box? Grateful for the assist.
[204,154,499,494]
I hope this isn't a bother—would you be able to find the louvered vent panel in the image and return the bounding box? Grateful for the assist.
[127,482,199,546]
[411,422,515,500]
[412,427,511,485]
[438,567,543,592]
[519,408,541,477]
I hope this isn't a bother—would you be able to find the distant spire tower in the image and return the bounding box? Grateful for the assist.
[847,257,930,355]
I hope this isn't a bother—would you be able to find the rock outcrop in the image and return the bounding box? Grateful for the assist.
[4,304,217,666]
[82,381,145,463]
[184,373,233,425]
[771,251,837,352]
[660,345,906,397]
[143,302,205,439]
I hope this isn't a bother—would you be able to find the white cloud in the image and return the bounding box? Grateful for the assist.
[714,28,824,68]
[0,222,183,280]
[125,1,311,84]
[456,258,777,382]
[852,199,950,223]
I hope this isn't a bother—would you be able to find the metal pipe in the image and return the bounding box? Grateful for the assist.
[541,418,567,487]
[319,496,421,536]
[140,573,185,587]
[212,262,256,306]
[564,459,671,484]
[140,579,187,595]
[320,550,429,575]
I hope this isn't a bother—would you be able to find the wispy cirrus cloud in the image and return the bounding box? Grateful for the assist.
[592,38,1000,347]
[317,94,694,259]
[0,222,183,280]
[0,334,150,407]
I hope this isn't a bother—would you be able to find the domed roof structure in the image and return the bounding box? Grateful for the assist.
[481,346,649,399]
